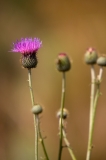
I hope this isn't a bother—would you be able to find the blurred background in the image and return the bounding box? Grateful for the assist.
[0,0,106,159]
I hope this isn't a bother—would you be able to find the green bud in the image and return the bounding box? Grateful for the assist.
[84,48,98,65]
[57,108,69,119]
[32,104,43,115]
[97,56,106,66]
[56,53,71,72]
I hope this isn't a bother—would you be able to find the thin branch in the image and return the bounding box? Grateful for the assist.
[58,72,66,160]
[28,68,38,160]
[62,128,77,160]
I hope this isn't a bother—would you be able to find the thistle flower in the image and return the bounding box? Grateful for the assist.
[11,38,42,68]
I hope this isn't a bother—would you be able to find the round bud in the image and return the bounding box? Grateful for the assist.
[56,53,71,72]
[57,108,69,119]
[32,104,43,115]
[97,56,106,67]
[84,47,98,65]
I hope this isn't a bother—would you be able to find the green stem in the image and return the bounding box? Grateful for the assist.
[86,84,100,160]
[62,128,77,160]
[58,72,66,160]
[89,65,96,129]
[86,65,96,160]
[86,67,103,160]
[38,119,50,160]
[34,115,39,160]
[28,68,35,106]
[28,68,38,160]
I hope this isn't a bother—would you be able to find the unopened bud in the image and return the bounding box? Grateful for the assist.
[32,104,43,115]
[97,55,106,67]
[56,53,71,72]
[84,48,98,65]
[57,108,69,119]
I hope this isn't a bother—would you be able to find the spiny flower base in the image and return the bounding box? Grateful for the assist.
[21,54,38,68]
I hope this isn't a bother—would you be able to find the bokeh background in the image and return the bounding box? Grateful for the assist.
[0,0,106,160]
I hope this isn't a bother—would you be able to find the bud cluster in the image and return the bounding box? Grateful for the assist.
[84,47,106,67]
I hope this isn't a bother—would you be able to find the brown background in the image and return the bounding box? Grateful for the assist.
[0,0,106,159]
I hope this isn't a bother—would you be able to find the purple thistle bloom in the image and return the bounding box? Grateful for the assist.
[11,38,42,68]
[11,38,42,55]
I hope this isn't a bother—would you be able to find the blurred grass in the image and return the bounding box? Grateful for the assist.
[0,0,106,159]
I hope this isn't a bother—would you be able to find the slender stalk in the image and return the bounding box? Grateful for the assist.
[28,69,35,106]
[86,67,103,160]
[86,84,100,160]
[89,65,96,128]
[28,68,38,160]
[62,128,77,160]
[58,72,66,160]
[97,67,103,81]
[34,115,39,160]
[86,65,96,160]
[38,119,50,160]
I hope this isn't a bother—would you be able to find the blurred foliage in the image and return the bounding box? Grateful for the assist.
[0,0,106,159]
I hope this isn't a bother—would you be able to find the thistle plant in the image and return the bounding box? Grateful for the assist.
[84,48,104,160]
[11,38,106,160]
[56,53,76,160]
[11,38,49,160]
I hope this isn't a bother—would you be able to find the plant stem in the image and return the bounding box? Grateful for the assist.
[86,67,103,160]
[97,67,103,81]
[86,84,100,160]
[86,65,96,160]
[89,65,96,129]
[28,69,35,106]
[62,128,77,160]
[34,115,39,160]
[38,119,50,160]
[58,72,66,160]
[28,68,38,160]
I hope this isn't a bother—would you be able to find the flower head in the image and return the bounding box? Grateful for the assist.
[11,38,42,68]
[11,38,42,55]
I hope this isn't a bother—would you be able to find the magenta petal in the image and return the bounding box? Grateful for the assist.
[11,38,42,55]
